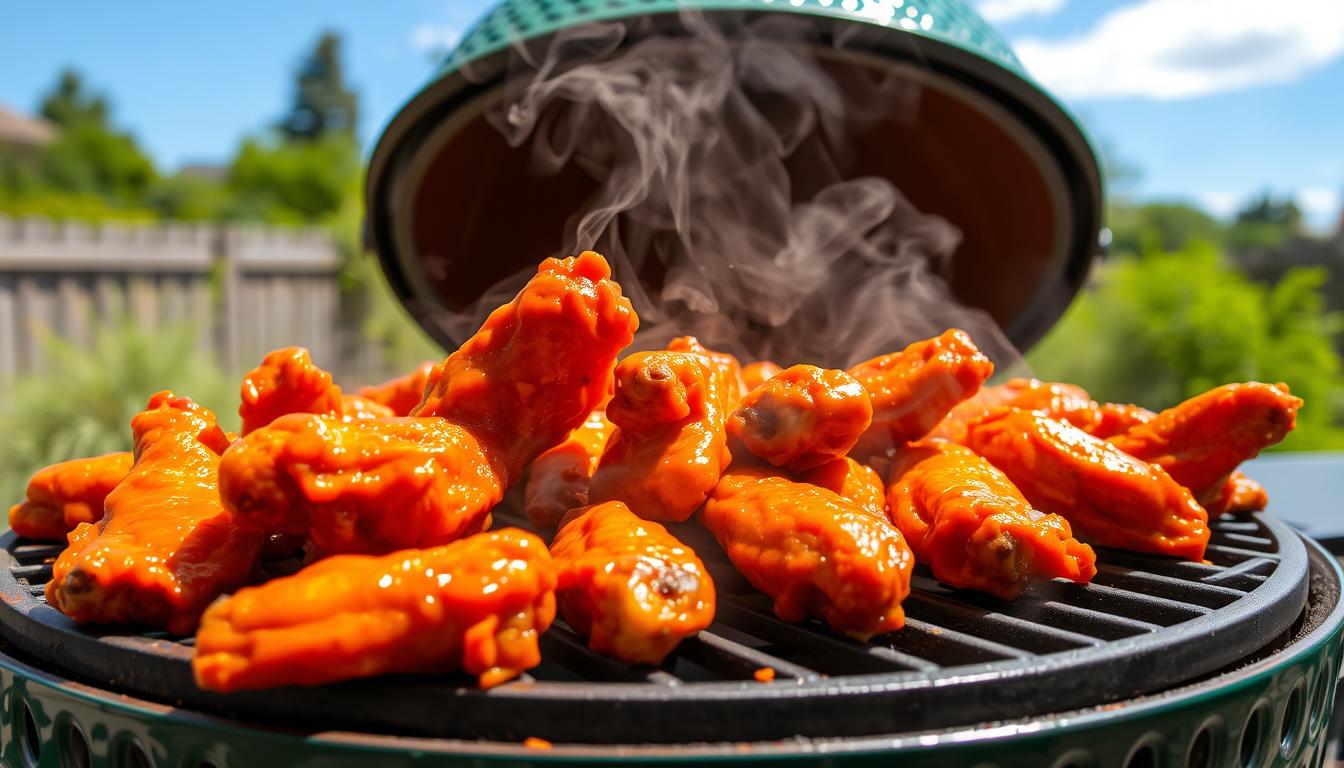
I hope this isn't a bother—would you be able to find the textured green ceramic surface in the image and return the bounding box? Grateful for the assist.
[448,0,1023,75]
[2,544,1341,767]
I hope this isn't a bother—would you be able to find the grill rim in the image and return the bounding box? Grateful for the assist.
[0,512,1311,743]
[0,529,1336,760]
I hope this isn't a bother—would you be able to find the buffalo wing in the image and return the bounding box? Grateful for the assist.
[193,528,555,691]
[524,409,614,532]
[727,364,872,472]
[887,440,1096,598]
[357,361,436,416]
[8,452,132,540]
[47,392,261,633]
[550,501,714,664]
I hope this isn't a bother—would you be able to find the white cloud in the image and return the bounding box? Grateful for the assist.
[1298,186,1342,232]
[977,0,1067,24]
[1197,191,1244,220]
[411,23,461,52]
[1014,0,1344,100]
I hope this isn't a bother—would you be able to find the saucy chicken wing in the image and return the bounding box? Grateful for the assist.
[589,351,730,522]
[701,467,913,639]
[8,452,133,540]
[524,409,614,532]
[667,336,748,407]
[965,408,1209,560]
[550,501,715,664]
[193,528,556,691]
[221,252,638,553]
[47,392,262,633]
[929,379,1154,444]
[239,346,391,435]
[727,365,872,472]
[1108,382,1301,507]
[413,251,638,477]
[741,361,784,391]
[220,415,505,554]
[887,440,1096,599]
[847,329,994,460]
[357,361,436,416]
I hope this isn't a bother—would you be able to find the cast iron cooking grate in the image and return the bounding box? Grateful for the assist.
[0,510,1310,744]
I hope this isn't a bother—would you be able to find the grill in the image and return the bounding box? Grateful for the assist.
[0,507,1327,755]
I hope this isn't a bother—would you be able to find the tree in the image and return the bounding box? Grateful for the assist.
[39,69,109,129]
[280,32,359,142]
[226,133,358,222]
[1107,201,1224,257]
[1226,192,1303,251]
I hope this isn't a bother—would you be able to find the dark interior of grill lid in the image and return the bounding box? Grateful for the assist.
[0,508,1309,744]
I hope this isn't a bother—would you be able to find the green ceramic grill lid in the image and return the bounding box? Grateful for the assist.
[365,0,1103,357]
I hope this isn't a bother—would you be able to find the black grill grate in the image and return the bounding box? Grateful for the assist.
[0,511,1310,744]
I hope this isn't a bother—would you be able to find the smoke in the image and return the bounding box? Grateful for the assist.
[449,10,1022,370]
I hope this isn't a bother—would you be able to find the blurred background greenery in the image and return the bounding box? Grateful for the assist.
[0,31,1341,511]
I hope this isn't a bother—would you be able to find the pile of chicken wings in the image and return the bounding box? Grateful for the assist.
[8,252,1302,692]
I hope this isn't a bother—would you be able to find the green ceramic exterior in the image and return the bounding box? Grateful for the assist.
[2,541,1340,767]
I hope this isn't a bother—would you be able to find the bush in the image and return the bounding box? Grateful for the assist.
[1028,242,1344,451]
[0,310,236,515]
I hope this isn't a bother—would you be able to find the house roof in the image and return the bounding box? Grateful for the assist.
[0,105,57,146]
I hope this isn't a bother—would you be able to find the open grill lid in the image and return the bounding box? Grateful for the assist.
[363,0,1103,360]
[0,509,1309,744]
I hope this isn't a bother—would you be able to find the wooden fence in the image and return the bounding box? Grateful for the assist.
[0,216,393,392]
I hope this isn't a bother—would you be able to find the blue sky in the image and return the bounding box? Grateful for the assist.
[2,0,1341,229]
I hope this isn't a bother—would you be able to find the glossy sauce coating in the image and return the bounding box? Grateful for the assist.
[1109,382,1301,505]
[800,456,887,520]
[589,351,730,522]
[550,501,715,664]
[239,347,346,435]
[929,379,1153,444]
[8,452,133,540]
[701,467,913,640]
[886,440,1096,599]
[728,365,872,472]
[193,528,557,691]
[966,408,1210,560]
[414,251,639,477]
[524,409,614,532]
[47,392,262,634]
[219,414,506,554]
[847,329,994,460]
[358,361,436,416]
[741,361,784,392]
[667,336,748,407]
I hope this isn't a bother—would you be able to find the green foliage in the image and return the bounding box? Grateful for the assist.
[1108,202,1225,256]
[144,172,230,221]
[38,69,109,129]
[280,32,359,142]
[0,310,236,510]
[226,133,359,222]
[1029,243,1344,451]
[38,123,157,202]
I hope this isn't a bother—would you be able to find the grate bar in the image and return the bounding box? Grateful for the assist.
[1206,543,1285,566]
[889,618,1033,663]
[539,625,682,684]
[715,595,938,673]
[1218,532,1277,552]
[10,543,63,565]
[10,564,52,584]
[902,588,1102,653]
[679,630,820,681]
[1037,581,1212,625]
[1006,595,1163,640]
[1092,565,1246,608]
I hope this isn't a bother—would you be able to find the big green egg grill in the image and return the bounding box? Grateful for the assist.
[4,1,1343,766]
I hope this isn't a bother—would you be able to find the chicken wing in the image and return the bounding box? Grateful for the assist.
[238,346,390,435]
[847,329,994,460]
[524,409,614,532]
[193,528,556,691]
[1214,472,1269,514]
[727,365,872,473]
[800,456,887,519]
[929,379,1155,444]
[357,361,436,416]
[589,351,730,522]
[8,452,133,540]
[550,501,714,664]
[741,361,783,392]
[1108,382,1301,507]
[414,251,638,476]
[666,336,748,407]
[701,467,913,639]
[46,392,262,634]
[221,252,638,553]
[886,440,1096,599]
[219,415,505,554]
[965,408,1209,560]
